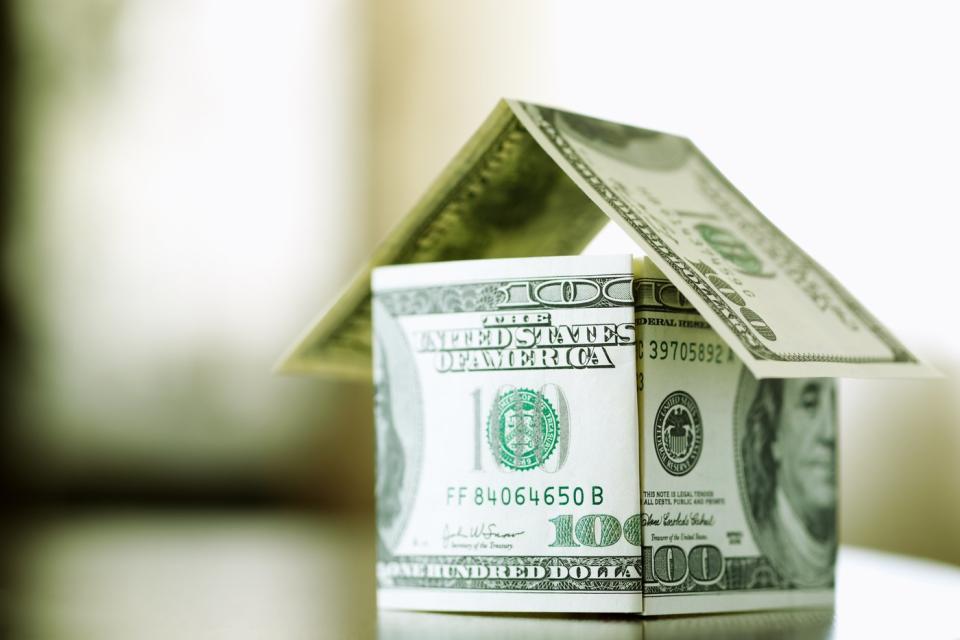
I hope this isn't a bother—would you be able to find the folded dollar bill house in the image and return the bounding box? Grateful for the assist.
[278,101,932,615]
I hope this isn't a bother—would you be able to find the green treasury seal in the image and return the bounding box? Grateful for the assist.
[654,391,703,476]
[488,388,560,471]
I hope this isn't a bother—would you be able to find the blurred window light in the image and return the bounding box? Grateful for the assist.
[12,0,366,479]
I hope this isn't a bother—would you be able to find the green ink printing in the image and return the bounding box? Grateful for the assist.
[488,388,560,471]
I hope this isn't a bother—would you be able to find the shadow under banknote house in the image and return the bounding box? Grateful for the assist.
[278,100,933,615]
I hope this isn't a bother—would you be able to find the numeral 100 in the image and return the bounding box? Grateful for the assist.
[548,513,723,585]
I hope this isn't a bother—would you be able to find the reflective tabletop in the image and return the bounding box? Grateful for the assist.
[4,512,958,639]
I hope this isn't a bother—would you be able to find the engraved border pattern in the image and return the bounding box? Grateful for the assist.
[522,103,914,365]
[376,274,634,317]
[378,555,642,592]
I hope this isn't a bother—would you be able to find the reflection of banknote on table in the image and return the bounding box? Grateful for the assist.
[370,255,838,614]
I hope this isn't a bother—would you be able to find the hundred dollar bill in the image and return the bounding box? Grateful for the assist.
[278,100,931,380]
[372,254,837,614]
[635,257,835,614]
[373,254,644,613]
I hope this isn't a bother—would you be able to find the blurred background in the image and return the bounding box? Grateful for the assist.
[0,1,958,637]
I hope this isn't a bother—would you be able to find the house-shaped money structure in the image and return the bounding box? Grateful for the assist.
[278,101,931,615]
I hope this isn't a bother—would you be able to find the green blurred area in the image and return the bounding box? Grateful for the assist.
[4,0,375,510]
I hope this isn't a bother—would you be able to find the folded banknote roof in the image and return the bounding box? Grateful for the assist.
[278,100,933,381]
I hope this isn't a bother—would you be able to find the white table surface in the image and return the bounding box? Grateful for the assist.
[7,512,959,639]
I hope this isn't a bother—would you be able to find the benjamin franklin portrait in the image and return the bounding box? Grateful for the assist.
[533,105,693,172]
[735,371,838,587]
[374,339,405,556]
[372,301,424,559]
